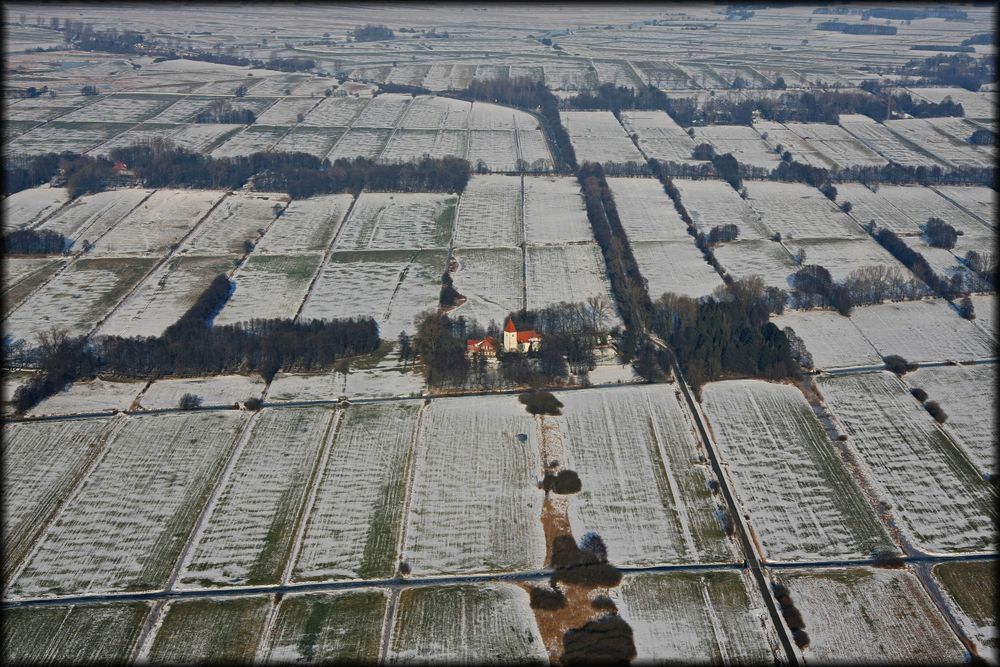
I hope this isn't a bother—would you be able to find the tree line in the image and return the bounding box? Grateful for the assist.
[2,228,70,254]
[5,139,472,199]
[9,275,380,414]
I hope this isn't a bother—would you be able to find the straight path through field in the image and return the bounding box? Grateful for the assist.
[5,553,993,610]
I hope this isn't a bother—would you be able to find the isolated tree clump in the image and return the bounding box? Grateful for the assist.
[529,585,566,610]
[910,387,928,402]
[178,393,202,410]
[562,614,637,666]
[924,217,959,249]
[882,354,917,376]
[542,469,582,494]
[924,400,948,423]
[519,390,564,415]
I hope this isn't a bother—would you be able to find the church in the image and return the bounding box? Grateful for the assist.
[466,317,542,358]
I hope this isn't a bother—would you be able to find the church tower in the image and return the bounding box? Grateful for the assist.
[503,317,518,353]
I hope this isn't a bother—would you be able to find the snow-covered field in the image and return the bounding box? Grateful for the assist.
[884,118,994,170]
[334,193,456,251]
[267,353,424,403]
[293,402,420,581]
[210,125,287,158]
[253,97,322,125]
[839,114,945,168]
[789,237,904,282]
[10,411,248,598]
[694,125,782,170]
[781,121,888,169]
[262,590,387,663]
[29,378,143,417]
[452,175,522,248]
[701,380,891,562]
[836,183,922,236]
[145,596,271,663]
[271,125,345,158]
[611,571,775,664]
[713,239,796,289]
[35,188,152,243]
[866,184,991,239]
[770,309,882,369]
[3,601,152,664]
[848,299,996,363]
[515,125,554,170]
[166,123,244,153]
[903,364,997,478]
[380,129,468,163]
[970,295,996,339]
[403,395,546,575]
[89,188,225,257]
[450,247,524,326]
[58,95,174,123]
[5,257,156,343]
[607,177,690,242]
[632,240,725,300]
[97,255,235,338]
[933,562,998,665]
[352,93,412,129]
[819,372,997,555]
[177,408,335,588]
[175,192,285,256]
[2,186,69,232]
[558,386,733,565]
[525,244,618,318]
[743,181,866,241]
[775,567,965,663]
[931,185,996,230]
[253,193,352,254]
[298,249,446,338]
[8,122,127,155]
[560,111,645,165]
[388,583,546,664]
[399,96,471,130]
[214,253,323,324]
[620,110,699,164]
[301,95,369,127]
[523,176,592,245]
[466,129,518,171]
[907,86,997,119]
[1,418,113,583]
[2,258,63,316]
[139,375,266,410]
[673,179,770,241]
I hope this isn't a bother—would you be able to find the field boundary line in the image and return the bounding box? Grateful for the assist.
[253,593,282,662]
[292,192,360,324]
[378,588,400,665]
[928,185,996,233]
[2,413,129,596]
[130,599,167,663]
[374,95,415,162]
[167,410,260,592]
[282,409,344,584]
[394,400,428,577]
[520,174,528,310]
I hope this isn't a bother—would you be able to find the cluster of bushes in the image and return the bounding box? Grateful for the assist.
[789,264,926,312]
[963,250,996,292]
[520,390,564,416]
[438,270,464,308]
[816,21,896,35]
[883,354,918,376]
[910,385,949,423]
[550,532,621,587]
[893,53,995,91]
[651,278,798,390]
[11,331,98,414]
[542,469,582,494]
[265,57,315,72]
[562,614,636,665]
[194,101,256,124]
[924,217,960,249]
[968,128,996,146]
[866,7,967,20]
[564,82,676,118]
[351,24,394,42]
[446,77,576,170]
[2,228,70,254]
[772,583,810,650]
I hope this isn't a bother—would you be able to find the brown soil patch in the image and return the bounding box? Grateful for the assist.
[520,581,609,665]
[541,494,572,566]
[538,415,563,467]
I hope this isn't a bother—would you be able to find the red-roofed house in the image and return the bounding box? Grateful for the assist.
[503,317,542,353]
[466,335,498,359]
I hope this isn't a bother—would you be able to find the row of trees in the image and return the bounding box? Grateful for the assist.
[9,275,380,413]
[576,163,668,379]
[892,53,995,91]
[194,100,256,124]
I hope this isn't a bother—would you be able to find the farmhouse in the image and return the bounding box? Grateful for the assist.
[466,335,499,359]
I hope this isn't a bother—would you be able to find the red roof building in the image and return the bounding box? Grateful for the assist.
[466,335,498,358]
[502,317,541,353]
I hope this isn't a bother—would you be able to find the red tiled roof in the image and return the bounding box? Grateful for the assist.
[504,317,517,333]
[466,336,498,351]
[516,330,540,343]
